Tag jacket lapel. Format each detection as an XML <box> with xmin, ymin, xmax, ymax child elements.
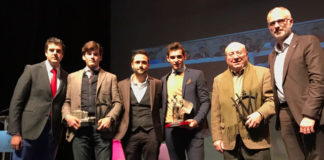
<box><xmin>124</xmin><ymin>79</ymin><xmax>131</xmax><ymax>114</ymax></box>
<box><xmin>149</xmin><ymin>77</ymin><xmax>155</xmax><ymax>111</ymax></box>
<box><xmin>40</xmin><ymin>62</ymin><xmax>53</xmax><ymax>98</ymax></box>
<box><xmin>96</xmin><ymin>69</ymin><xmax>105</xmax><ymax>96</ymax></box>
<box><xmin>77</xmin><ymin>70</ymin><xmax>84</xmax><ymax>96</ymax></box>
<box><xmin>282</xmin><ymin>35</ymin><xmax>298</xmax><ymax>85</ymax></box>
<box><xmin>55</xmin><ymin>68</ymin><xmax>67</xmax><ymax>98</ymax></box>
<box><xmin>182</xmin><ymin>69</ymin><xmax>189</xmax><ymax>98</ymax></box>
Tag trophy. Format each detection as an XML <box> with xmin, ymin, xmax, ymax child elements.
<box><xmin>165</xmin><ymin>95</ymin><xmax>193</xmax><ymax>128</ymax></box>
<box><xmin>71</xmin><ymin>110</ymin><xmax>96</xmax><ymax>127</ymax></box>
<box><xmin>231</xmin><ymin>90</ymin><xmax>258</xmax><ymax>123</ymax></box>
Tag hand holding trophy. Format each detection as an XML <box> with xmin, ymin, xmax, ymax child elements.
<box><xmin>165</xmin><ymin>95</ymin><xmax>193</xmax><ymax>128</ymax></box>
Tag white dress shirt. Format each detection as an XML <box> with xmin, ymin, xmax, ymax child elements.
<box><xmin>274</xmin><ymin>33</ymin><xmax>294</xmax><ymax>103</ymax></box>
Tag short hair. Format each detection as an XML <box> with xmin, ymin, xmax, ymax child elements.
<box><xmin>131</xmin><ymin>49</ymin><xmax>150</xmax><ymax>63</ymax></box>
<box><xmin>166</xmin><ymin>42</ymin><xmax>186</xmax><ymax>56</ymax></box>
<box><xmin>81</xmin><ymin>41</ymin><xmax>103</xmax><ymax>55</ymax></box>
<box><xmin>44</xmin><ymin>37</ymin><xmax>65</xmax><ymax>53</ymax></box>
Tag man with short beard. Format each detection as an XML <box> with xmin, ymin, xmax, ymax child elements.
<box><xmin>115</xmin><ymin>50</ymin><xmax>163</xmax><ymax>160</ymax></box>
<box><xmin>267</xmin><ymin>7</ymin><xmax>324</xmax><ymax>160</ymax></box>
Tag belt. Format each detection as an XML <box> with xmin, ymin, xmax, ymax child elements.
<box><xmin>279</xmin><ymin>102</ymin><xmax>288</xmax><ymax>108</ymax></box>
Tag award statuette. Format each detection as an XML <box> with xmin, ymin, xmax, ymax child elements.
<box><xmin>70</xmin><ymin>110</ymin><xmax>96</xmax><ymax>127</ymax></box>
<box><xmin>231</xmin><ymin>90</ymin><xmax>258</xmax><ymax>123</ymax></box>
<box><xmin>165</xmin><ymin>95</ymin><xmax>193</xmax><ymax>128</ymax></box>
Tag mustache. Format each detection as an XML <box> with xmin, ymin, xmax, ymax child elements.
<box><xmin>274</xmin><ymin>27</ymin><xmax>281</xmax><ymax>33</ymax></box>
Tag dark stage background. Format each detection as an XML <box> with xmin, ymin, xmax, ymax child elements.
<box><xmin>2</xmin><ymin>0</ymin><xmax>324</xmax><ymax>159</ymax></box>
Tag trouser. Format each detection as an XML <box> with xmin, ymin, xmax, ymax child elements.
<box><xmin>13</xmin><ymin>122</ymin><xmax>57</xmax><ymax>160</ymax></box>
<box><xmin>223</xmin><ymin>135</ymin><xmax>271</xmax><ymax>160</ymax></box>
<box><xmin>72</xmin><ymin>126</ymin><xmax>112</xmax><ymax>160</ymax></box>
<box><xmin>122</xmin><ymin>128</ymin><xmax>160</xmax><ymax>160</ymax></box>
<box><xmin>165</xmin><ymin>127</ymin><xmax>204</xmax><ymax>160</ymax></box>
<box><xmin>279</xmin><ymin>107</ymin><xmax>324</xmax><ymax>160</ymax></box>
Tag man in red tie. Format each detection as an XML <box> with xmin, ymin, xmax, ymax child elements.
<box><xmin>8</xmin><ymin>37</ymin><xmax>68</xmax><ymax>160</ymax></box>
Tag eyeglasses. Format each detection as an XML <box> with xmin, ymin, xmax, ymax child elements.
<box><xmin>227</xmin><ymin>51</ymin><xmax>245</xmax><ymax>57</ymax></box>
<box><xmin>268</xmin><ymin>18</ymin><xmax>290</xmax><ymax>27</ymax></box>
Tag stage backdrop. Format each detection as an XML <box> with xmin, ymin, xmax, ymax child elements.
<box><xmin>140</xmin><ymin>18</ymin><xmax>324</xmax><ymax>160</ymax></box>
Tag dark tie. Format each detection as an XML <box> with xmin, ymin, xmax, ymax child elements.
<box><xmin>51</xmin><ymin>68</ymin><xmax>57</xmax><ymax>98</ymax></box>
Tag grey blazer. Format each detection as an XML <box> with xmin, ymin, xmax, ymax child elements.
<box><xmin>8</xmin><ymin>61</ymin><xmax>68</xmax><ymax>144</ymax></box>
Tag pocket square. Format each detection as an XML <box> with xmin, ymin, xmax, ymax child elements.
<box><xmin>186</xmin><ymin>78</ymin><xmax>191</xmax><ymax>85</ymax></box>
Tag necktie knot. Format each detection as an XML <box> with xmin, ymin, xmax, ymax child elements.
<box><xmin>51</xmin><ymin>68</ymin><xmax>57</xmax><ymax>74</ymax></box>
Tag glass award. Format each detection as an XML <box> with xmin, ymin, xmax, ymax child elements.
<box><xmin>165</xmin><ymin>95</ymin><xmax>193</xmax><ymax>128</ymax></box>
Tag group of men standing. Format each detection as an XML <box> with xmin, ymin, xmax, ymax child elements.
<box><xmin>7</xmin><ymin>6</ymin><xmax>324</xmax><ymax>160</ymax></box>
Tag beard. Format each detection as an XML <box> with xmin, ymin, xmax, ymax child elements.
<box><xmin>134</xmin><ymin>69</ymin><xmax>147</xmax><ymax>75</ymax></box>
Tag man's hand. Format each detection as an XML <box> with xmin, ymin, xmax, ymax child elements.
<box><xmin>185</xmin><ymin>119</ymin><xmax>198</xmax><ymax>128</ymax></box>
<box><xmin>97</xmin><ymin>117</ymin><xmax>112</xmax><ymax>131</ymax></box>
<box><xmin>65</xmin><ymin>114</ymin><xmax>81</xmax><ymax>130</ymax></box>
<box><xmin>299</xmin><ymin>117</ymin><xmax>315</xmax><ymax>134</ymax></box>
<box><xmin>245</xmin><ymin>112</ymin><xmax>263</xmax><ymax>128</ymax></box>
<box><xmin>11</xmin><ymin>134</ymin><xmax>23</xmax><ymax>150</ymax></box>
<box><xmin>213</xmin><ymin>140</ymin><xmax>224</xmax><ymax>153</ymax></box>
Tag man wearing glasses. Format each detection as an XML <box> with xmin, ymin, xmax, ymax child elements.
<box><xmin>211</xmin><ymin>42</ymin><xmax>275</xmax><ymax>160</ymax></box>
<box><xmin>267</xmin><ymin>7</ymin><xmax>324</xmax><ymax>160</ymax></box>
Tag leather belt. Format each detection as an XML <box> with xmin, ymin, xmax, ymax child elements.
<box><xmin>279</xmin><ymin>102</ymin><xmax>288</xmax><ymax>108</ymax></box>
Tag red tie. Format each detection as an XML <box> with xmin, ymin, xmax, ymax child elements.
<box><xmin>51</xmin><ymin>68</ymin><xmax>57</xmax><ymax>98</ymax></box>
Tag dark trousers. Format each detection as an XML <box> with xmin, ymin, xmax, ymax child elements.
<box><xmin>223</xmin><ymin>135</ymin><xmax>271</xmax><ymax>160</ymax></box>
<box><xmin>72</xmin><ymin>126</ymin><xmax>112</xmax><ymax>160</ymax></box>
<box><xmin>280</xmin><ymin>107</ymin><xmax>324</xmax><ymax>160</ymax></box>
<box><xmin>13</xmin><ymin>122</ymin><xmax>57</xmax><ymax>160</ymax></box>
<box><xmin>165</xmin><ymin>127</ymin><xmax>204</xmax><ymax>160</ymax></box>
<box><xmin>121</xmin><ymin>128</ymin><xmax>160</xmax><ymax>160</ymax></box>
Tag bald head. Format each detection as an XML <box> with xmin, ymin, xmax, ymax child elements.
<box><xmin>225</xmin><ymin>42</ymin><xmax>247</xmax><ymax>55</ymax></box>
<box><xmin>267</xmin><ymin>7</ymin><xmax>292</xmax><ymax>22</ymax></box>
<box><xmin>225</xmin><ymin>42</ymin><xmax>249</xmax><ymax>73</ymax></box>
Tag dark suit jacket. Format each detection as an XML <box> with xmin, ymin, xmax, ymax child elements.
<box><xmin>161</xmin><ymin>68</ymin><xmax>211</xmax><ymax>138</ymax></box>
<box><xmin>115</xmin><ymin>76</ymin><xmax>163</xmax><ymax>142</ymax></box>
<box><xmin>268</xmin><ymin>34</ymin><xmax>324</xmax><ymax>129</ymax></box>
<box><xmin>62</xmin><ymin>68</ymin><xmax>122</xmax><ymax>141</ymax></box>
<box><xmin>8</xmin><ymin>61</ymin><xmax>68</xmax><ymax>144</ymax></box>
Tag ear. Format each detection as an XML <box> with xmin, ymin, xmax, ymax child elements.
<box><xmin>166</xmin><ymin>56</ymin><xmax>170</xmax><ymax>62</ymax></box>
<box><xmin>82</xmin><ymin>54</ymin><xmax>85</xmax><ymax>61</ymax></box>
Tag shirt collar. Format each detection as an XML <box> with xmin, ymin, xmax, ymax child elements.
<box><xmin>84</xmin><ymin>66</ymin><xmax>100</xmax><ymax>74</ymax></box>
<box><xmin>172</xmin><ymin>65</ymin><xmax>186</xmax><ymax>75</ymax></box>
<box><xmin>274</xmin><ymin>33</ymin><xmax>294</xmax><ymax>53</ymax></box>
<box><xmin>231</xmin><ymin>68</ymin><xmax>245</xmax><ymax>76</ymax></box>
<box><xmin>45</xmin><ymin>60</ymin><xmax>60</xmax><ymax>74</ymax></box>
<box><xmin>130</xmin><ymin>74</ymin><xmax>149</xmax><ymax>87</ymax></box>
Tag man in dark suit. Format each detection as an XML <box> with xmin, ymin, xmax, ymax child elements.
<box><xmin>267</xmin><ymin>7</ymin><xmax>324</xmax><ymax>160</ymax></box>
<box><xmin>62</xmin><ymin>41</ymin><xmax>122</xmax><ymax>160</ymax></box>
<box><xmin>8</xmin><ymin>37</ymin><xmax>68</xmax><ymax>160</ymax></box>
<box><xmin>161</xmin><ymin>42</ymin><xmax>211</xmax><ymax>160</ymax></box>
<box><xmin>115</xmin><ymin>49</ymin><xmax>163</xmax><ymax>160</ymax></box>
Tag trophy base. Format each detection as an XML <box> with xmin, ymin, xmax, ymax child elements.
<box><xmin>165</xmin><ymin>121</ymin><xmax>190</xmax><ymax>128</ymax></box>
